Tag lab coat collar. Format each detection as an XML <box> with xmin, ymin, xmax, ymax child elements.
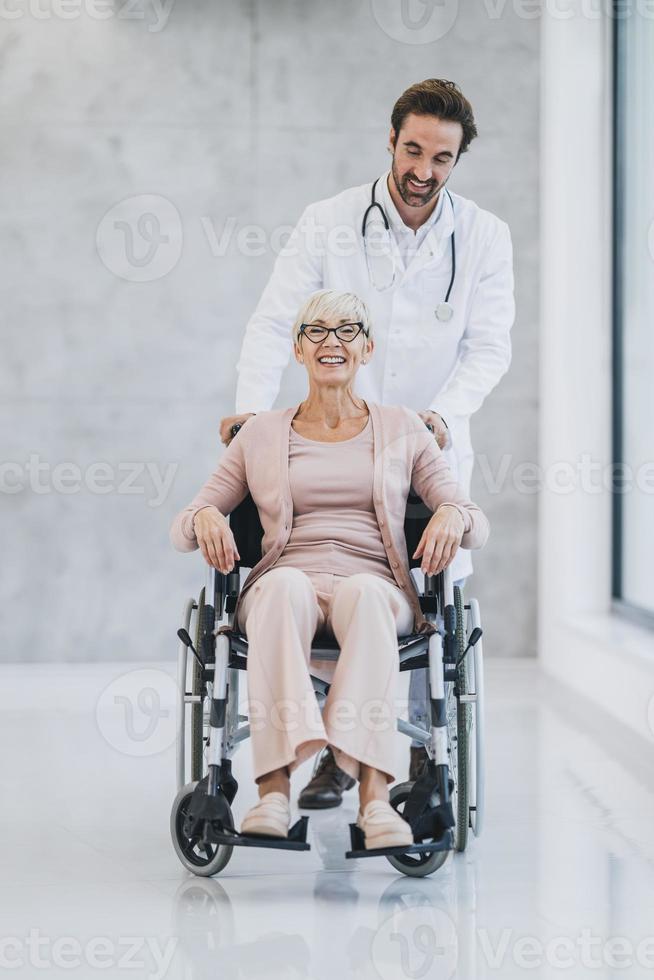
<box><xmin>407</xmin><ymin>196</ymin><xmax>454</xmax><ymax>281</ymax></box>
<box><xmin>376</xmin><ymin>171</ymin><xmax>454</xmax><ymax>282</ymax></box>
<box><xmin>377</xmin><ymin>170</ymin><xmax>453</xmax><ymax>243</ymax></box>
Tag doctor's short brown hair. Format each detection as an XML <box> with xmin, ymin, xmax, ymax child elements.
<box><xmin>391</xmin><ymin>79</ymin><xmax>478</xmax><ymax>159</ymax></box>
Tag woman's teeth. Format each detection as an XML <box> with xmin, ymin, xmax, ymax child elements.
<box><xmin>318</xmin><ymin>356</ymin><xmax>345</xmax><ymax>364</ymax></box>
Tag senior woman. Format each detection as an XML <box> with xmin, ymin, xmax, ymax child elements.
<box><xmin>170</xmin><ymin>289</ymin><xmax>489</xmax><ymax>850</ymax></box>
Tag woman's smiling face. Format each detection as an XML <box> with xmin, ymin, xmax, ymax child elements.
<box><xmin>294</xmin><ymin>315</ymin><xmax>373</xmax><ymax>388</ymax></box>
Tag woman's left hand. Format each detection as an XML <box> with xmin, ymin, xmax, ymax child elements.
<box><xmin>412</xmin><ymin>505</ymin><xmax>465</xmax><ymax>576</ymax></box>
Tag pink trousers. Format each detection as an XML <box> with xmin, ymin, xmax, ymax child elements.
<box><xmin>236</xmin><ymin>566</ymin><xmax>415</xmax><ymax>785</ymax></box>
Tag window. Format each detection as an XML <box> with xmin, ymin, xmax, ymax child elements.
<box><xmin>612</xmin><ymin>11</ymin><xmax>654</xmax><ymax>626</ymax></box>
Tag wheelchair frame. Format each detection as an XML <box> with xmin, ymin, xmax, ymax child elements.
<box><xmin>172</xmin><ymin>491</ymin><xmax>485</xmax><ymax>878</ymax></box>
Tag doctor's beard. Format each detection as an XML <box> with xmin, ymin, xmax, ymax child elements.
<box><xmin>391</xmin><ymin>159</ymin><xmax>446</xmax><ymax>209</ymax></box>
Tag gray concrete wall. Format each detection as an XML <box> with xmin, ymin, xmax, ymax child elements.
<box><xmin>1</xmin><ymin>0</ymin><xmax>539</xmax><ymax>661</ymax></box>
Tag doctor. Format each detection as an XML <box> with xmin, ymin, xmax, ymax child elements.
<box><xmin>219</xmin><ymin>78</ymin><xmax>514</xmax><ymax>805</ymax></box>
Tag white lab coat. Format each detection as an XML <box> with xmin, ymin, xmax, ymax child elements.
<box><xmin>234</xmin><ymin>174</ymin><xmax>515</xmax><ymax>579</ymax></box>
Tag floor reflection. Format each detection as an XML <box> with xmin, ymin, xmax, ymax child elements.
<box><xmin>3</xmin><ymin>661</ymin><xmax>654</xmax><ymax>980</ymax></box>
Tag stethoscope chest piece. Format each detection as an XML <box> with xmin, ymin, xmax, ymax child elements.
<box><xmin>434</xmin><ymin>302</ymin><xmax>454</xmax><ymax>322</ymax></box>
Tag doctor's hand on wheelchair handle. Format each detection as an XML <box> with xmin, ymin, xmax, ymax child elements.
<box><xmin>412</xmin><ymin>504</ymin><xmax>465</xmax><ymax>576</ymax></box>
<box><xmin>192</xmin><ymin>505</ymin><xmax>241</xmax><ymax>574</ymax></box>
<box><xmin>417</xmin><ymin>410</ymin><xmax>448</xmax><ymax>450</ymax></box>
<box><xmin>219</xmin><ymin>413</ymin><xmax>256</xmax><ymax>446</ymax></box>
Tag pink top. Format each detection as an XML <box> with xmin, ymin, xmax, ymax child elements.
<box><xmin>272</xmin><ymin>415</ymin><xmax>398</xmax><ymax>586</ymax></box>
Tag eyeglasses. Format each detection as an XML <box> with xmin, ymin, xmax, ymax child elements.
<box><xmin>299</xmin><ymin>322</ymin><xmax>367</xmax><ymax>343</ymax></box>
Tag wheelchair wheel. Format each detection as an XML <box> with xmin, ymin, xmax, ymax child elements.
<box><xmin>385</xmin><ymin>781</ymin><xmax>450</xmax><ymax>877</ymax></box>
<box><xmin>170</xmin><ymin>782</ymin><xmax>234</xmax><ymax>877</ymax></box>
<box><xmin>446</xmin><ymin>585</ymin><xmax>471</xmax><ymax>852</ymax></box>
<box><xmin>191</xmin><ymin>588</ymin><xmax>208</xmax><ymax>782</ymax></box>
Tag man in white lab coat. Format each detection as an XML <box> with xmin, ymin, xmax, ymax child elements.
<box><xmin>220</xmin><ymin>78</ymin><xmax>514</xmax><ymax>806</ymax></box>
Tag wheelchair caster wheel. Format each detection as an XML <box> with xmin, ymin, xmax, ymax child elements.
<box><xmin>170</xmin><ymin>782</ymin><xmax>234</xmax><ymax>877</ymax></box>
<box><xmin>385</xmin><ymin>781</ymin><xmax>450</xmax><ymax>878</ymax></box>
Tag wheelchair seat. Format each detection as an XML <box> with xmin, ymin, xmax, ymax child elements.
<box><xmin>220</xmin><ymin>487</ymin><xmax>439</xmax><ymax>668</ymax></box>
<box><xmin>227</xmin><ymin>625</ymin><xmax>430</xmax><ymax>666</ymax></box>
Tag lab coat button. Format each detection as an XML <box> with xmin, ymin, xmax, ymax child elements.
<box><xmin>379</xmin><ymin>519</ymin><xmax>384</xmax><ymax>527</ymax></box>
<box><xmin>391</xmin><ymin>561</ymin><xmax>399</xmax><ymax>569</ymax></box>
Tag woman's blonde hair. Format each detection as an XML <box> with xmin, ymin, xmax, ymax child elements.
<box><xmin>292</xmin><ymin>289</ymin><xmax>373</xmax><ymax>346</ymax></box>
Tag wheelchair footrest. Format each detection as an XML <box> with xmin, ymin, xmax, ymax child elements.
<box><xmin>344</xmin><ymin>823</ymin><xmax>453</xmax><ymax>859</ymax></box>
<box><xmin>203</xmin><ymin>815</ymin><xmax>311</xmax><ymax>851</ymax></box>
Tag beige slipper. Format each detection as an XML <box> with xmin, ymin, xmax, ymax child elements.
<box><xmin>356</xmin><ymin>800</ymin><xmax>414</xmax><ymax>850</ymax></box>
<box><xmin>240</xmin><ymin>792</ymin><xmax>291</xmax><ymax>838</ymax></box>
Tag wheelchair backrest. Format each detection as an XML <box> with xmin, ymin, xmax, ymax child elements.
<box><xmin>228</xmin><ymin>490</ymin><xmax>432</xmax><ymax>571</ymax></box>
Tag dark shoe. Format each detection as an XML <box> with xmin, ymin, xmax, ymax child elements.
<box><xmin>297</xmin><ymin>747</ymin><xmax>356</xmax><ymax>809</ymax></box>
<box><xmin>409</xmin><ymin>746</ymin><xmax>428</xmax><ymax>782</ymax></box>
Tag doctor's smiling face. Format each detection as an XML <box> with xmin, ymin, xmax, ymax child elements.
<box><xmin>387</xmin><ymin>78</ymin><xmax>477</xmax><ymax>222</ymax></box>
<box><xmin>389</xmin><ymin>112</ymin><xmax>463</xmax><ymax>210</ymax></box>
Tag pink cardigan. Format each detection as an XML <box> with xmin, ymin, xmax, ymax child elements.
<box><xmin>170</xmin><ymin>401</ymin><xmax>490</xmax><ymax>635</ymax></box>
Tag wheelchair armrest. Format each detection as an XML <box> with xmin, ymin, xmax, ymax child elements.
<box><xmin>416</xmin><ymin>567</ymin><xmax>454</xmax><ymax>617</ymax></box>
<box><xmin>224</xmin><ymin>569</ymin><xmax>241</xmax><ymax>614</ymax></box>
<box><xmin>203</xmin><ymin>565</ymin><xmax>231</xmax><ymax>620</ymax></box>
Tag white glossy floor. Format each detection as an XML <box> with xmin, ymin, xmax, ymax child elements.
<box><xmin>3</xmin><ymin>659</ymin><xmax>654</xmax><ymax>980</ymax></box>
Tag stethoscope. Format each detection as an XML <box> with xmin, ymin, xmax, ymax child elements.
<box><xmin>361</xmin><ymin>177</ymin><xmax>456</xmax><ymax>322</ymax></box>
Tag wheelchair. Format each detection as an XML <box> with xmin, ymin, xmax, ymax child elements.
<box><xmin>170</xmin><ymin>486</ymin><xmax>486</xmax><ymax>879</ymax></box>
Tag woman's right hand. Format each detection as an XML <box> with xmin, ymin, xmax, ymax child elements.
<box><xmin>192</xmin><ymin>506</ymin><xmax>241</xmax><ymax>573</ymax></box>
